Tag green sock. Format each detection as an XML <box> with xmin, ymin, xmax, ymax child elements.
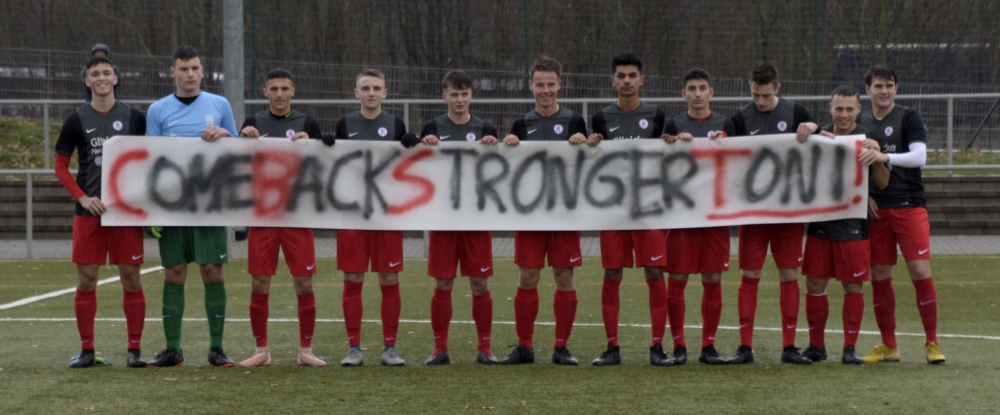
<box><xmin>204</xmin><ymin>280</ymin><xmax>227</xmax><ymax>349</ymax></box>
<box><xmin>162</xmin><ymin>283</ymin><xmax>185</xmax><ymax>352</ymax></box>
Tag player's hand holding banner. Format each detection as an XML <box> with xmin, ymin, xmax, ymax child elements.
<box><xmin>100</xmin><ymin>134</ymin><xmax>867</xmax><ymax>230</ymax></box>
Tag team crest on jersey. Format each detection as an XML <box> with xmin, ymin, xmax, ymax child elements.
<box><xmin>639</xmin><ymin>119</ymin><xmax>649</xmax><ymax>129</ymax></box>
<box><xmin>112</xmin><ymin>121</ymin><xmax>123</xmax><ymax>131</ymax></box>
<box><xmin>94</xmin><ymin>155</ymin><xmax>102</xmax><ymax>167</ymax></box>
<box><xmin>205</xmin><ymin>114</ymin><xmax>215</xmax><ymax>126</ymax></box>
<box><xmin>777</xmin><ymin>121</ymin><xmax>788</xmax><ymax>131</ymax></box>
<box><xmin>378</xmin><ymin>127</ymin><xmax>388</xmax><ymax>137</ymax></box>
<box><xmin>286</xmin><ymin>129</ymin><xmax>295</xmax><ymax>139</ymax></box>
<box><xmin>885</xmin><ymin>126</ymin><xmax>894</xmax><ymax>137</ymax></box>
<box><xmin>554</xmin><ymin>124</ymin><xmax>564</xmax><ymax>134</ymax></box>
<box><xmin>466</xmin><ymin>132</ymin><xmax>477</xmax><ymax>141</ymax></box>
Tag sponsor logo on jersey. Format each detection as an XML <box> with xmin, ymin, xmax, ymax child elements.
<box><xmin>349</xmin><ymin>132</ymin><xmax>359</xmax><ymax>137</ymax></box>
<box><xmin>466</xmin><ymin>132</ymin><xmax>477</xmax><ymax>141</ymax></box>
<box><xmin>554</xmin><ymin>124</ymin><xmax>564</xmax><ymax>134</ymax></box>
<box><xmin>777</xmin><ymin>121</ymin><xmax>788</xmax><ymax>131</ymax></box>
<box><xmin>750</xmin><ymin>129</ymin><xmax>760</xmax><ymax>135</ymax></box>
<box><xmin>90</xmin><ymin>137</ymin><xmax>110</xmax><ymax>147</ymax></box>
<box><xmin>113</xmin><ymin>121</ymin><xmax>123</xmax><ymax>131</ymax></box>
<box><xmin>639</xmin><ymin>119</ymin><xmax>649</xmax><ymax>129</ymax></box>
<box><xmin>440</xmin><ymin>135</ymin><xmax>450</xmax><ymax>140</ymax></box>
<box><xmin>527</xmin><ymin>129</ymin><xmax>537</xmax><ymax>135</ymax></box>
<box><xmin>609</xmin><ymin>126</ymin><xmax>620</xmax><ymax>132</ymax></box>
<box><xmin>86</xmin><ymin>128</ymin><xmax>98</xmax><ymax>134</ymax></box>
<box><xmin>205</xmin><ymin>114</ymin><xmax>215</xmax><ymax>126</ymax></box>
<box><xmin>885</xmin><ymin>126</ymin><xmax>894</xmax><ymax>136</ymax></box>
<box><xmin>378</xmin><ymin>127</ymin><xmax>388</xmax><ymax>137</ymax></box>
<box><xmin>94</xmin><ymin>155</ymin><xmax>103</xmax><ymax>167</ymax></box>
<box><xmin>286</xmin><ymin>129</ymin><xmax>295</xmax><ymax>139</ymax></box>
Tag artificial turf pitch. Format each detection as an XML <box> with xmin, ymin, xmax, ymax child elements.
<box><xmin>1</xmin><ymin>256</ymin><xmax>998</xmax><ymax>414</ymax></box>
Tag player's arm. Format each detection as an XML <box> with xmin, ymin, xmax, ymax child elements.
<box><xmin>729</xmin><ymin>111</ymin><xmax>748</xmax><ymax>137</ymax></box>
<box><xmin>420</xmin><ymin>121</ymin><xmax>439</xmax><ymax>146</ymax></box>
<box><xmin>322</xmin><ymin>117</ymin><xmax>347</xmax><ymax>147</ymax></box>
<box><xmin>652</xmin><ymin>107</ymin><xmax>666</xmax><ymax>137</ymax></box>
<box><xmin>54</xmin><ymin>113</ymin><xmax>105</xmax><ymax>215</ymax></box>
<box><xmin>480</xmin><ymin>122</ymin><xmax>499</xmax><ymax>145</ymax></box>
<box><xmin>886</xmin><ymin>110</ymin><xmax>928</xmax><ymax>168</ymax></box>
<box><xmin>662</xmin><ymin>119</ymin><xmax>680</xmax><ymax>143</ymax></box>
<box><xmin>712</xmin><ymin>118</ymin><xmax>735</xmax><ymax>140</ymax></box>
<box><xmin>396</xmin><ymin>117</ymin><xmax>420</xmax><ymax>148</ymax></box>
<box><xmin>145</xmin><ymin>104</ymin><xmax>162</xmax><ymax>136</ymax></box>
<box><xmin>130</xmin><ymin>108</ymin><xmax>147</xmax><ymax>137</ymax></box>
<box><xmin>291</xmin><ymin>115</ymin><xmax>322</xmax><ymax>141</ymax></box>
<box><xmin>568</xmin><ymin>113</ymin><xmax>588</xmax><ymax>145</ymax></box>
<box><xmin>793</xmin><ymin>104</ymin><xmax>819</xmax><ymax>143</ymax></box>
<box><xmin>588</xmin><ymin>112</ymin><xmax>607</xmax><ymax>146</ymax></box>
<box><xmin>504</xmin><ymin>118</ymin><xmax>526</xmax><ymax>146</ymax></box>
<box><xmin>239</xmin><ymin>116</ymin><xmax>259</xmax><ymax>138</ymax></box>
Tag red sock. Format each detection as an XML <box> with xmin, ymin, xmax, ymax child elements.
<box><xmin>601</xmin><ymin>278</ymin><xmax>622</xmax><ymax>346</ymax></box>
<box><xmin>431</xmin><ymin>289</ymin><xmax>452</xmax><ymax>354</ymax></box>
<box><xmin>514</xmin><ymin>287</ymin><xmax>538</xmax><ymax>350</ymax></box>
<box><xmin>122</xmin><ymin>288</ymin><xmax>145</xmax><ymax>350</ymax></box>
<box><xmin>75</xmin><ymin>289</ymin><xmax>97</xmax><ymax>351</ymax></box>
<box><xmin>553</xmin><ymin>290</ymin><xmax>577</xmax><ymax>349</ymax></box>
<box><xmin>779</xmin><ymin>280</ymin><xmax>801</xmax><ymax>348</ymax></box>
<box><xmin>342</xmin><ymin>280</ymin><xmax>364</xmax><ymax>347</ymax></box>
<box><xmin>870</xmin><ymin>278</ymin><xmax>897</xmax><ymax>348</ymax></box>
<box><xmin>843</xmin><ymin>292</ymin><xmax>865</xmax><ymax>349</ymax></box>
<box><xmin>297</xmin><ymin>293</ymin><xmax>316</xmax><ymax>348</ymax></box>
<box><xmin>647</xmin><ymin>278</ymin><xmax>668</xmax><ymax>347</ymax></box>
<box><xmin>737</xmin><ymin>275</ymin><xmax>760</xmax><ymax>347</ymax></box>
<box><xmin>249</xmin><ymin>292</ymin><xmax>269</xmax><ymax>348</ymax></box>
<box><xmin>472</xmin><ymin>291</ymin><xmax>493</xmax><ymax>355</ymax></box>
<box><xmin>701</xmin><ymin>281</ymin><xmax>722</xmax><ymax>349</ymax></box>
<box><xmin>380</xmin><ymin>283</ymin><xmax>401</xmax><ymax>346</ymax></box>
<box><xmin>912</xmin><ymin>277</ymin><xmax>939</xmax><ymax>345</ymax></box>
<box><xmin>805</xmin><ymin>292</ymin><xmax>829</xmax><ymax>349</ymax></box>
<box><xmin>667</xmin><ymin>279</ymin><xmax>687</xmax><ymax>348</ymax></box>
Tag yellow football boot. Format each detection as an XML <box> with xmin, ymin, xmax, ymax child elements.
<box><xmin>925</xmin><ymin>342</ymin><xmax>946</xmax><ymax>364</ymax></box>
<box><xmin>861</xmin><ymin>343</ymin><xmax>900</xmax><ymax>363</ymax></box>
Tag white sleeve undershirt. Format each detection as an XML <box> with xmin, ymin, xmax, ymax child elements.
<box><xmin>887</xmin><ymin>142</ymin><xmax>926</xmax><ymax>168</ymax></box>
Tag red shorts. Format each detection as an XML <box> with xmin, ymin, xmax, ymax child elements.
<box><xmin>666</xmin><ymin>227</ymin><xmax>731</xmax><ymax>274</ymax></box>
<box><xmin>514</xmin><ymin>231</ymin><xmax>582</xmax><ymax>269</ymax></box>
<box><xmin>247</xmin><ymin>227</ymin><xmax>316</xmax><ymax>277</ymax></box>
<box><xmin>428</xmin><ymin>231</ymin><xmax>493</xmax><ymax>279</ymax></box>
<box><xmin>72</xmin><ymin>215</ymin><xmax>144</xmax><ymax>265</ymax></box>
<box><xmin>802</xmin><ymin>236</ymin><xmax>871</xmax><ymax>282</ymax></box>
<box><xmin>870</xmin><ymin>207</ymin><xmax>931</xmax><ymax>265</ymax></box>
<box><xmin>337</xmin><ymin>229</ymin><xmax>404</xmax><ymax>273</ymax></box>
<box><xmin>738</xmin><ymin>223</ymin><xmax>804</xmax><ymax>270</ymax></box>
<box><xmin>599</xmin><ymin>229</ymin><xmax>667</xmax><ymax>269</ymax></box>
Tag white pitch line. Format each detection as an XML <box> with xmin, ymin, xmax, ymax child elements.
<box><xmin>1</xmin><ymin>316</ymin><xmax>998</xmax><ymax>342</ymax></box>
<box><xmin>0</xmin><ymin>266</ymin><xmax>164</xmax><ymax>311</ymax></box>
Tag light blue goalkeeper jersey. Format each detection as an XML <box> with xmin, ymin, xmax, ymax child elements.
<box><xmin>146</xmin><ymin>91</ymin><xmax>237</xmax><ymax>137</ymax></box>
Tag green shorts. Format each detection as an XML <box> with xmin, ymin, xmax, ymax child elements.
<box><xmin>158</xmin><ymin>226</ymin><xmax>229</xmax><ymax>268</ymax></box>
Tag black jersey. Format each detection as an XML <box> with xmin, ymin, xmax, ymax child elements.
<box><xmin>806</xmin><ymin>124</ymin><xmax>872</xmax><ymax>241</ymax></box>
<box><xmin>858</xmin><ymin>105</ymin><xmax>927</xmax><ymax>208</ymax></box>
<box><xmin>241</xmin><ymin>109</ymin><xmax>322</xmax><ymax>139</ymax></box>
<box><xmin>335</xmin><ymin>111</ymin><xmax>407</xmax><ymax>142</ymax></box>
<box><xmin>664</xmin><ymin>111</ymin><xmax>735</xmax><ymax>138</ymax></box>
<box><xmin>591</xmin><ymin>102</ymin><xmax>664</xmax><ymax>140</ymax></box>
<box><xmin>55</xmin><ymin>101</ymin><xmax>146</xmax><ymax>216</ymax></box>
<box><xmin>730</xmin><ymin>98</ymin><xmax>814</xmax><ymax>136</ymax></box>
<box><xmin>510</xmin><ymin>107</ymin><xmax>587</xmax><ymax>142</ymax></box>
<box><xmin>420</xmin><ymin>114</ymin><xmax>498</xmax><ymax>142</ymax></box>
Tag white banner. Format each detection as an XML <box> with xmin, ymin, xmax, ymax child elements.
<box><xmin>100</xmin><ymin>134</ymin><xmax>868</xmax><ymax>230</ymax></box>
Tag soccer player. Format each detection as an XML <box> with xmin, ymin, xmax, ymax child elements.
<box><xmin>236</xmin><ymin>68</ymin><xmax>325</xmax><ymax>367</ymax></box>
<box><xmin>498</xmin><ymin>56</ymin><xmax>588</xmax><ymax>366</ymax></box>
<box><xmin>586</xmin><ymin>54</ymin><xmax>673</xmax><ymax>367</ymax></box>
<box><xmin>858</xmin><ymin>65</ymin><xmax>946</xmax><ymax>364</ymax></box>
<box><xmin>727</xmin><ymin>62</ymin><xmax>819</xmax><ymax>365</ymax></box>
<box><xmin>334</xmin><ymin>68</ymin><xmax>420</xmax><ymax>367</ymax></box>
<box><xmin>803</xmin><ymin>86</ymin><xmax>890</xmax><ymax>364</ymax></box>
<box><xmin>418</xmin><ymin>70</ymin><xmax>499</xmax><ymax>365</ymax></box>
<box><xmin>57</xmin><ymin>56</ymin><xmax>147</xmax><ymax>368</ymax></box>
<box><xmin>660</xmin><ymin>68</ymin><xmax>735</xmax><ymax>365</ymax></box>
<box><xmin>145</xmin><ymin>46</ymin><xmax>238</xmax><ymax>368</ymax></box>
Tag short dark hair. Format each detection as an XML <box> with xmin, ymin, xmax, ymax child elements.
<box><xmin>442</xmin><ymin>70</ymin><xmax>473</xmax><ymax>91</ymax></box>
<box><xmin>750</xmin><ymin>62</ymin><xmax>779</xmax><ymax>86</ymax></box>
<box><xmin>683</xmin><ymin>68</ymin><xmax>712</xmax><ymax>86</ymax></box>
<box><xmin>85</xmin><ymin>57</ymin><xmax>113</xmax><ymax>71</ymax></box>
<box><xmin>831</xmin><ymin>85</ymin><xmax>861</xmax><ymax>100</ymax></box>
<box><xmin>530</xmin><ymin>56</ymin><xmax>562</xmax><ymax>79</ymax></box>
<box><xmin>611</xmin><ymin>53</ymin><xmax>642</xmax><ymax>73</ymax></box>
<box><xmin>172</xmin><ymin>45</ymin><xmax>199</xmax><ymax>64</ymax></box>
<box><xmin>356</xmin><ymin>68</ymin><xmax>385</xmax><ymax>84</ymax></box>
<box><xmin>265</xmin><ymin>68</ymin><xmax>294</xmax><ymax>85</ymax></box>
<box><xmin>865</xmin><ymin>65</ymin><xmax>898</xmax><ymax>86</ymax></box>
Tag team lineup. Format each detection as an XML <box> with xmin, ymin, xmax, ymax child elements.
<box><xmin>56</xmin><ymin>45</ymin><xmax>944</xmax><ymax>370</ymax></box>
